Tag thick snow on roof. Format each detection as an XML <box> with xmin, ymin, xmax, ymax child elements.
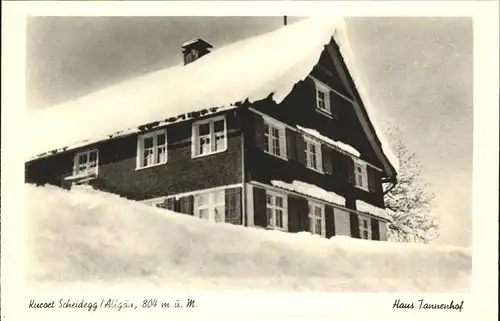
<box><xmin>271</xmin><ymin>180</ymin><xmax>345</xmax><ymax>206</ymax></box>
<box><xmin>26</xmin><ymin>17</ymin><xmax>341</xmax><ymax>160</ymax></box>
<box><xmin>356</xmin><ymin>199</ymin><xmax>390</xmax><ymax>221</ymax></box>
<box><xmin>297</xmin><ymin>125</ymin><xmax>360</xmax><ymax>157</ymax></box>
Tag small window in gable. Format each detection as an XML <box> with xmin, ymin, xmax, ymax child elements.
<box><xmin>354</xmin><ymin>159</ymin><xmax>369</xmax><ymax>191</ymax></box>
<box><xmin>304</xmin><ymin>137</ymin><xmax>323</xmax><ymax>172</ymax></box>
<box><xmin>313</xmin><ymin>79</ymin><xmax>331</xmax><ymax>115</ymax></box>
<box><xmin>192</xmin><ymin>115</ymin><xmax>227</xmax><ymax>157</ymax></box>
<box><xmin>137</xmin><ymin>129</ymin><xmax>168</xmax><ymax>169</ymax></box>
<box><xmin>263</xmin><ymin>119</ymin><xmax>287</xmax><ymax>159</ymax></box>
<box><xmin>73</xmin><ymin>149</ymin><xmax>98</xmax><ymax>178</ymax></box>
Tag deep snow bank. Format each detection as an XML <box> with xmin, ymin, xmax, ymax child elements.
<box><xmin>27</xmin><ymin>184</ymin><xmax>470</xmax><ymax>292</ymax></box>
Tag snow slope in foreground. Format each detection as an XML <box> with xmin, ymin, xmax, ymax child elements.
<box><xmin>26</xmin><ymin>184</ymin><xmax>471</xmax><ymax>292</ymax></box>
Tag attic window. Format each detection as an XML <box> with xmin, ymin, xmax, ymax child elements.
<box><xmin>313</xmin><ymin>78</ymin><xmax>331</xmax><ymax>115</ymax></box>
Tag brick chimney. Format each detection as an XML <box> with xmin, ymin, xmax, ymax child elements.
<box><xmin>181</xmin><ymin>38</ymin><xmax>213</xmax><ymax>65</ymax></box>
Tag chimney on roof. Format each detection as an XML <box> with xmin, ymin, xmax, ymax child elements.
<box><xmin>181</xmin><ymin>38</ymin><xmax>213</xmax><ymax>65</ymax></box>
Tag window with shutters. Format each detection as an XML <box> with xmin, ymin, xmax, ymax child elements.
<box><xmin>263</xmin><ymin>119</ymin><xmax>287</xmax><ymax>159</ymax></box>
<box><xmin>304</xmin><ymin>137</ymin><xmax>323</xmax><ymax>172</ymax></box>
<box><xmin>73</xmin><ymin>149</ymin><xmax>98</xmax><ymax>178</ymax></box>
<box><xmin>308</xmin><ymin>201</ymin><xmax>325</xmax><ymax>237</ymax></box>
<box><xmin>313</xmin><ymin>78</ymin><xmax>331</xmax><ymax>115</ymax></box>
<box><xmin>266</xmin><ymin>191</ymin><xmax>288</xmax><ymax>231</ymax></box>
<box><xmin>353</xmin><ymin>159</ymin><xmax>369</xmax><ymax>191</ymax></box>
<box><xmin>194</xmin><ymin>190</ymin><xmax>225</xmax><ymax>222</ymax></box>
<box><xmin>192</xmin><ymin>115</ymin><xmax>227</xmax><ymax>158</ymax></box>
<box><xmin>359</xmin><ymin>216</ymin><xmax>372</xmax><ymax>240</ymax></box>
<box><xmin>137</xmin><ymin>129</ymin><xmax>168</xmax><ymax>169</ymax></box>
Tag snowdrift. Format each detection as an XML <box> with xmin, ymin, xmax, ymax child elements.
<box><xmin>26</xmin><ymin>184</ymin><xmax>470</xmax><ymax>292</ymax></box>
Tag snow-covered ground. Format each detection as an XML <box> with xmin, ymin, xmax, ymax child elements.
<box><xmin>26</xmin><ymin>184</ymin><xmax>471</xmax><ymax>292</ymax></box>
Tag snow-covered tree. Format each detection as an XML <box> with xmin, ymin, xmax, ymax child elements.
<box><xmin>384</xmin><ymin>126</ymin><xmax>439</xmax><ymax>243</ymax></box>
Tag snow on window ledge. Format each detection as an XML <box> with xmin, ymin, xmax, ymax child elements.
<box><xmin>355</xmin><ymin>200</ymin><xmax>390</xmax><ymax>221</ymax></box>
<box><xmin>271</xmin><ymin>180</ymin><xmax>345</xmax><ymax>206</ymax></box>
<box><xmin>296</xmin><ymin>125</ymin><xmax>360</xmax><ymax>157</ymax></box>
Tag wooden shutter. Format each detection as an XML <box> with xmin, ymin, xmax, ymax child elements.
<box><xmin>349</xmin><ymin>212</ymin><xmax>360</xmax><ymax>238</ymax></box>
<box><xmin>253</xmin><ymin>186</ymin><xmax>267</xmax><ymax>228</ymax></box>
<box><xmin>157</xmin><ymin>197</ymin><xmax>176</xmax><ymax>211</ymax></box>
<box><xmin>286</xmin><ymin>128</ymin><xmax>297</xmax><ymax>162</ymax></box>
<box><xmin>296</xmin><ymin>134</ymin><xmax>306</xmax><ymax>165</ymax></box>
<box><xmin>347</xmin><ymin>157</ymin><xmax>355</xmax><ymax>185</ymax></box>
<box><xmin>325</xmin><ymin>205</ymin><xmax>336</xmax><ymax>238</ymax></box>
<box><xmin>322</xmin><ymin>145</ymin><xmax>333</xmax><ymax>175</ymax></box>
<box><xmin>329</xmin><ymin>90</ymin><xmax>343</xmax><ymax>118</ymax></box>
<box><xmin>371</xmin><ymin>218</ymin><xmax>380</xmax><ymax>241</ymax></box>
<box><xmin>178</xmin><ymin>195</ymin><xmax>194</xmax><ymax>215</ymax></box>
<box><xmin>367</xmin><ymin>166</ymin><xmax>380</xmax><ymax>193</ymax></box>
<box><xmin>288</xmin><ymin>195</ymin><xmax>309</xmax><ymax>233</ymax></box>
<box><xmin>254</xmin><ymin>113</ymin><xmax>265</xmax><ymax>150</ymax></box>
<box><xmin>225</xmin><ymin>187</ymin><xmax>242</xmax><ymax>225</ymax></box>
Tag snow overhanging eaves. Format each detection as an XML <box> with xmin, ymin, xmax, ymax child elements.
<box><xmin>26</xmin><ymin>16</ymin><xmax>399</xmax><ymax>177</ymax></box>
<box><xmin>271</xmin><ymin>180</ymin><xmax>346</xmax><ymax>207</ymax></box>
<box><xmin>26</xmin><ymin>17</ymin><xmax>342</xmax><ymax>161</ymax></box>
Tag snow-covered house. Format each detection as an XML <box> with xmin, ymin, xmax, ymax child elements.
<box><xmin>25</xmin><ymin>18</ymin><xmax>398</xmax><ymax>241</ymax></box>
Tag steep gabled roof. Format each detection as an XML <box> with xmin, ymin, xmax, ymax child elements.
<box><xmin>26</xmin><ymin>17</ymin><xmax>398</xmax><ymax>179</ymax></box>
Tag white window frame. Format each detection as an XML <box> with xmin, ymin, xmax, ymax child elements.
<box><xmin>136</xmin><ymin>128</ymin><xmax>168</xmax><ymax>169</ymax></box>
<box><xmin>263</xmin><ymin>118</ymin><xmax>287</xmax><ymax>160</ymax></box>
<box><xmin>354</xmin><ymin>159</ymin><xmax>369</xmax><ymax>191</ymax></box>
<box><xmin>265</xmin><ymin>190</ymin><xmax>288</xmax><ymax>231</ymax></box>
<box><xmin>304</xmin><ymin>136</ymin><xmax>323</xmax><ymax>173</ymax></box>
<box><xmin>359</xmin><ymin>216</ymin><xmax>372</xmax><ymax>240</ymax></box>
<box><xmin>192</xmin><ymin>115</ymin><xmax>227</xmax><ymax>158</ymax></box>
<box><xmin>308</xmin><ymin>201</ymin><xmax>326</xmax><ymax>237</ymax></box>
<box><xmin>313</xmin><ymin>78</ymin><xmax>332</xmax><ymax>115</ymax></box>
<box><xmin>73</xmin><ymin>149</ymin><xmax>99</xmax><ymax>178</ymax></box>
<box><xmin>194</xmin><ymin>190</ymin><xmax>225</xmax><ymax>222</ymax></box>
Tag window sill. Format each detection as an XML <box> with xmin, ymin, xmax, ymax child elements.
<box><xmin>263</xmin><ymin>150</ymin><xmax>288</xmax><ymax>162</ymax></box>
<box><xmin>354</xmin><ymin>184</ymin><xmax>370</xmax><ymax>192</ymax></box>
<box><xmin>65</xmin><ymin>173</ymin><xmax>97</xmax><ymax>181</ymax></box>
<box><xmin>266</xmin><ymin>226</ymin><xmax>288</xmax><ymax>232</ymax></box>
<box><xmin>316</xmin><ymin>108</ymin><xmax>333</xmax><ymax>119</ymax></box>
<box><xmin>192</xmin><ymin>147</ymin><xmax>227</xmax><ymax>159</ymax></box>
<box><xmin>306</xmin><ymin>166</ymin><xmax>324</xmax><ymax>175</ymax></box>
<box><xmin>135</xmin><ymin>161</ymin><xmax>168</xmax><ymax>171</ymax></box>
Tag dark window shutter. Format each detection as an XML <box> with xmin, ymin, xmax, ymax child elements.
<box><xmin>253</xmin><ymin>186</ymin><xmax>267</xmax><ymax>228</ymax></box>
<box><xmin>296</xmin><ymin>134</ymin><xmax>306</xmax><ymax>165</ymax></box>
<box><xmin>178</xmin><ymin>195</ymin><xmax>194</xmax><ymax>215</ymax></box>
<box><xmin>286</xmin><ymin>128</ymin><xmax>297</xmax><ymax>162</ymax></box>
<box><xmin>347</xmin><ymin>157</ymin><xmax>355</xmax><ymax>185</ymax></box>
<box><xmin>304</xmin><ymin>77</ymin><xmax>318</xmax><ymax>110</ymax></box>
<box><xmin>157</xmin><ymin>197</ymin><xmax>176</xmax><ymax>211</ymax></box>
<box><xmin>288</xmin><ymin>195</ymin><xmax>309</xmax><ymax>233</ymax></box>
<box><xmin>349</xmin><ymin>212</ymin><xmax>360</xmax><ymax>238</ymax></box>
<box><xmin>367</xmin><ymin>166</ymin><xmax>380</xmax><ymax>193</ymax></box>
<box><xmin>371</xmin><ymin>218</ymin><xmax>380</xmax><ymax>241</ymax></box>
<box><xmin>254</xmin><ymin>113</ymin><xmax>265</xmax><ymax>150</ymax></box>
<box><xmin>329</xmin><ymin>90</ymin><xmax>342</xmax><ymax>118</ymax></box>
<box><xmin>225</xmin><ymin>187</ymin><xmax>242</xmax><ymax>225</ymax></box>
<box><xmin>325</xmin><ymin>205</ymin><xmax>335</xmax><ymax>238</ymax></box>
<box><xmin>322</xmin><ymin>145</ymin><xmax>333</xmax><ymax>174</ymax></box>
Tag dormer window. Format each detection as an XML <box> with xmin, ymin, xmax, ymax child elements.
<box><xmin>313</xmin><ymin>78</ymin><xmax>331</xmax><ymax>115</ymax></box>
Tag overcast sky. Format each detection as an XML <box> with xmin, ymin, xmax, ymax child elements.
<box><xmin>26</xmin><ymin>17</ymin><xmax>472</xmax><ymax>246</ymax></box>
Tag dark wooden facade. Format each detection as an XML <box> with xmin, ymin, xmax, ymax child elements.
<box><xmin>25</xmin><ymin>43</ymin><xmax>393</xmax><ymax>241</ymax></box>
